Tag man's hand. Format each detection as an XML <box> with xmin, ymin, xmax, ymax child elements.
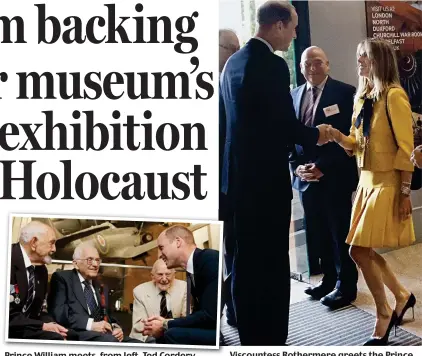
<box><xmin>411</xmin><ymin>145</ymin><xmax>422</xmax><ymax>168</ymax></box>
<box><xmin>316</xmin><ymin>124</ymin><xmax>333</xmax><ymax>145</ymax></box>
<box><xmin>142</xmin><ymin>317</ymin><xmax>165</xmax><ymax>339</ymax></box>
<box><xmin>92</xmin><ymin>321</ymin><xmax>112</xmax><ymax>334</ymax></box>
<box><xmin>42</xmin><ymin>322</ymin><xmax>68</xmax><ymax>338</ymax></box>
<box><xmin>112</xmin><ymin>326</ymin><xmax>124</xmax><ymax>342</ymax></box>
<box><xmin>295</xmin><ymin>164</ymin><xmax>323</xmax><ymax>182</ymax></box>
<box><xmin>327</xmin><ymin>127</ymin><xmax>342</xmax><ymax>143</ymax></box>
<box><xmin>304</xmin><ymin>163</ymin><xmax>323</xmax><ymax>180</ymax></box>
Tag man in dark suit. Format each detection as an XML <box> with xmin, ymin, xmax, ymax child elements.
<box><xmin>219</xmin><ymin>1</ymin><xmax>332</xmax><ymax>346</ymax></box>
<box><xmin>289</xmin><ymin>46</ymin><xmax>359</xmax><ymax>308</ymax></box>
<box><xmin>219</xmin><ymin>28</ymin><xmax>240</xmax><ymax>327</ymax></box>
<box><xmin>48</xmin><ymin>243</ymin><xmax>140</xmax><ymax>342</ymax></box>
<box><xmin>9</xmin><ymin>221</ymin><xmax>67</xmax><ymax>340</ymax></box>
<box><xmin>143</xmin><ymin>225</ymin><xmax>218</xmax><ymax>346</ymax></box>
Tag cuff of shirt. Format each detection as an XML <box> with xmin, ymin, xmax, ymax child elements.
<box><xmin>86</xmin><ymin>318</ymin><xmax>93</xmax><ymax>331</ymax></box>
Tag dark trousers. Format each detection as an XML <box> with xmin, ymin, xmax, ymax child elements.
<box><xmin>69</xmin><ymin>330</ymin><xmax>142</xmax><ymax>343</ymax></box>
<box><xmin>232</xmin><ymin>199</ymin><xmax>291</xmax><ymax>345</ymax></box>
<box><xmin>220</xmin><ymin>192</ymin><xmax>236</xmax><ymax>325</ymax></box>
<box><xmin>159</xmin><ymin>327</ymin><xmax>216</xmax><ymax>345</ymax></box>
<box><xmin>299</xmin><ymin>182</ymin><xmax>358</xmax><ymax>293</ymax></box>
<box><xmin>14</xmin><ymin>328</ymin><xmax>65</xmax><ymax>340</ymax></box>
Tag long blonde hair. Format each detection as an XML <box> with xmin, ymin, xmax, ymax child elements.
<box><xmin>355</xmin><ymin>38</ymin><xmax>401</xmax><ymax>103</ymax></box>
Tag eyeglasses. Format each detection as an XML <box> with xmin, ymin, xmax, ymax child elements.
<box><xmin>219</xmin><ymin>44</ymin><xmax>240</xmax><ymax>52</ymax></box>
<box><xmin>76</xmin><ymin>258</ymin><xmax>102</xmax><ymax>265</ymax></box>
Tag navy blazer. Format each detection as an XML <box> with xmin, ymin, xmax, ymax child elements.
<box><xmin>289</xmin><ymin>76</ymin><xmax>359</xmax><ymax>192</ymax></box>
<box><xmin>168</xmin><ymin>248</ymin><xmax>218</xmax><ymax>330</ymax></box>
<box><xmin>9</xmin><ymin>243</ymin><xmax>54</xmax><ymax>338</ymax></box>
<box><xmin>219</xmin><ymin>38</ymin><xmax>319</xmax><ymax>206</ymax></box>
<box><xmin>48</xmin><ymin>269</ymin><xmax>118</xmax><ymax>331</ymax></box>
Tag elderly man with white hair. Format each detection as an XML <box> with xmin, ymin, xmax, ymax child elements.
<box><xmin>48</xmin><ymin>242</ymin><xmax>141</xmax><ymax>342</ymax></box>
<box><xmin>130</xmin><ymin>258</ymin><xmax>187</xmax><ymax>342</ymax></box>
<box><xmin>9</xmin><ymin>221</ymin><xmax>68</xmax><ymax>340</ymax></box>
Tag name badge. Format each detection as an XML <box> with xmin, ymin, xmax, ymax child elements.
<box><xmin>323</xmin><ymin>104</ymin><xmax>340</xmax><ymax>117</ymax></box>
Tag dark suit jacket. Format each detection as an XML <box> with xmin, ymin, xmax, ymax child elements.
<box><xmin>289</xmin><ymin>76</ymin><xmax>359</xmax><ymax>192</ymax></box>
<box><xmin>219</xmin><ymin>38</ymin><xmax>319</xmax><ymax>208</ymax></box>
<box><xmin>47</xmin><ymin>269</ymin><xmax>117</xmax><ymax>331</ymax></box>
<box><xmin>168</xmin><ymin>248</ymin><xmax>218</xmax><ymax>330</ymax></box>
<box><xmin>9</xmin><ymin>243</ymin><xmax>54</xmax><ymax>337</ymax></box>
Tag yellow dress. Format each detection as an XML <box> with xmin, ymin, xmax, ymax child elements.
<box><xmin>346</xmin><ymin>87</ymin><xmax>415</xmax><ymax>248</ymax></box>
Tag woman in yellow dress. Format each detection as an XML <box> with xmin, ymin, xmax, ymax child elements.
<box><xmin>329</xmin><ymin>39</ymin><xmax>416</xmax><ymax>346</ymax></box>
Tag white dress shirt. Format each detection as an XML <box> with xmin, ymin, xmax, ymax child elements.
<box><xmin>19</xmin><ymin>243</ymin><xmax>33</xmax><ymax>283</ymax></box>
<box><xmin>77</xmin><ymin>271</ymin><xmax>98</xmax><ymax>331</ymax></box>
<box><xmin>186</xmin><ymin>250</ymin><xmax>195</xmax><ymax>286</ymax></box>
<box><xmin>254</xmin><ymin>36</ymin><xmax>274</xmax><ymax>52</ymax></box>
<box><xmin>300</xmin><ymin>75</ymin><xmax>329</xmax><ymax>123</ymax></box>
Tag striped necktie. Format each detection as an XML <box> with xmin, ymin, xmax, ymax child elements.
<box><xmin>302</xmin><ymin>86</ymin><xmax>318</xmax><ymax>126</ymax></box>
<box><xmin>160</xmin><ymin>291</ymin><xmax>168</xmax><ymax>318</ymax></box>
<box><xmin>23</xmin><ymin>265</ymin><xmax>35</xmax><ymax>315</ymax></box>
<box><xmin>186</xmin><ymin>272</ymin><xmax>192</xmax><ymax>315</ymax></box>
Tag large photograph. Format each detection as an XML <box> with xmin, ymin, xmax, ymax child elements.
<box><xmin>6</xmin><ymin>215</ymin><xmax>222</xmax><ymax>349</ymax></box>
<box><xmin>219</xmin><ymin>0</ymin><xmax>422</xmax><ymax>347</ymax></box>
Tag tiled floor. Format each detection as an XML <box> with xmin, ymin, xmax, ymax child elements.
<box><xmin>293</xmin><ymin>242</ymin><xmax>422</xmax><ymax>338</ymax></box>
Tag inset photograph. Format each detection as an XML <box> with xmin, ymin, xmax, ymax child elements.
<box><xmin>6</xmin><ymin>215</ymin><xmax>222</xmax><ymax>348</ymax></box>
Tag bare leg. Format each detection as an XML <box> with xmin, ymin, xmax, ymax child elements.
<box><xmin>371</xmin><ymin>250</ymin><xmax>411</xmax><ymax>317</ymax></box>
<box><xmin>349</xmin><ymin>246</ymin><xmax>393</xmax><ymax>338</ymax></box>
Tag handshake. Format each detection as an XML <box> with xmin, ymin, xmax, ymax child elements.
<box><xmin>316</xmin><ymin>124</ymin><xmax>342</xmax><ymax>145</ymax></box>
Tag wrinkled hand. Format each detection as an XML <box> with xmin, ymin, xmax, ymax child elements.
<box><xmin>92</xmin><ymin>321</ymin><xmax>112</xmax><ymax>334</ymax></box>
<box><xmin>42</xmin><ymin>322</ymin><xmax>68</xmax><ymax>338</ymax></box>
<box><xmin>316</xmin><ymin>124</ymin><xmax>333</xmax><ymax>145</ymax></box>
<box><xmin>399</xmin><ymin>195</ymin><xmax>412</xmax><ymax>221</ymax></box>
<box><xmin>296</xmin><ymin>164</ymin><xmax>323</xmax><ymax>182</ymax></box>
<box><xmin>142</xmin><ymin>317</ymin><xmax>165</xmax><ymax>338</ymax></box>
<box><xmin>112</xmin><ymin>326</ymin><xmax>124</xmax><ymax>342</ymax></box>
<box><xmin>411</xmin><ymin>145</ymin><xmax>422</xmax><ymax>168</ymax></box>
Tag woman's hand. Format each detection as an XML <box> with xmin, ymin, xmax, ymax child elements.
<box><xmin>399</xmin><ymin>194</ymin><xmax>412</xmax><ymax>221</ymax></box>
<box><xmin>328</xmin><ymin>127</ymin><xmax>342</xmax><ymax>143</ymax></box>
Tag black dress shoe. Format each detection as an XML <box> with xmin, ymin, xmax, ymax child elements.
<box><xmin>304</xmin><ymin>282</ymin><xmax>335</xmax><ymax>300</ymax></box>
<box><xmin>320</xmin><ymin>289</ymin><xmax>357</xmax><ymax>309</ymax></box>
<box><xmin>396</xmin><ymin>293</ymin><xmax>416</xmax><ymax>325</ymax></box>
<box><xmin>363</xmin><ymin>311</ymin><xmax>397</xmax><ymax>346</ymax></box>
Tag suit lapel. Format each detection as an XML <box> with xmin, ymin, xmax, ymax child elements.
<box><xmin>13</xmin><ymin>244</ymin><xmax>29</xmax><ymax>303</ymax></box>
<box><xmin>314</xmin><ymin>76</ymin><xmax>332</xmax><ymax>126</ymax></box>
<box><xmin>72</xmin><ymin>269</ymin><xmax>89</xmax><ymax>313</ymax></box>
<box><xmin>295</xmin><ymin>85</ymin><xmax>306</xmax><ymax>119</ymax></box>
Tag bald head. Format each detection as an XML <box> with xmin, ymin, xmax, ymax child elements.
<box><xmin>219</xmin><ymin>29</ymin><xmax>240</xmax><ymax>73</ymax></box>
<box><xmin>19</xmin><ymin>221</ymin><xmax>56</xmax><ymax>264</ymax></box>
<box><xmin>300</xmin><ymin>46</ymin><xmax>330</xmax><ymax>86</ymax></box>
<box><xmin>151</xmin><ymin>258</ymin><xmax>175</xmax><ymax>291</ymax></box>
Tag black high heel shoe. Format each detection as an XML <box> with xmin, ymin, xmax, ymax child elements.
<box><xmin>363</xmin><ymin>311</ymin><xmax>398</xmax><ymax>346</ymax></box>
<box><xmin>396</xmin><ymin>293</ymin><xmax>416</xmax><ymax>326</ymax></box>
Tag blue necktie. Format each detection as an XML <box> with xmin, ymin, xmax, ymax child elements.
<box><xmin>83</xmin><ymin>280</ymin><xmax>101</xmax><ymax>321</ymax></box>
<box><xmin>23</xmin><ymin>266</ymin><xmax>35</xmax><ymax>315</ymax></box>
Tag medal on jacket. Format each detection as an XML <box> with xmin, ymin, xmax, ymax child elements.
<box><xmin>14</xmin><ymin>284</ymin><xmax>21</xmax><ymax>304</ymax></box>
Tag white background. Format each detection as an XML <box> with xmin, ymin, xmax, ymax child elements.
<box><xmin>0</xmin><ymin>0</ymin><xmax>219</xmax><ymax>353</ymax></box>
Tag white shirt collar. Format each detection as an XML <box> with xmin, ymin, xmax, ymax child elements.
<box><xmin>77</xmin><ymin>271</ymin><xmax>91</xmax><ymax>285</ymax></box>
<box><xmin>306</xmin><ymin>75</ymin><xmax>328</xmax><ymax>92</ymax></box>
<box><xmin>19</xmin><ymin>243</ymin><xmax>32</xmax><ymax>269</ymax></box>
<box><xmin>186</xmin><ymin>249</ymin><xmax>195</xmax><ymax>275</ymax></box>
<box><xmin>254</xmin><ymin>37</ymin><xmax>274</xmax><ymax>53</ymax></box>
